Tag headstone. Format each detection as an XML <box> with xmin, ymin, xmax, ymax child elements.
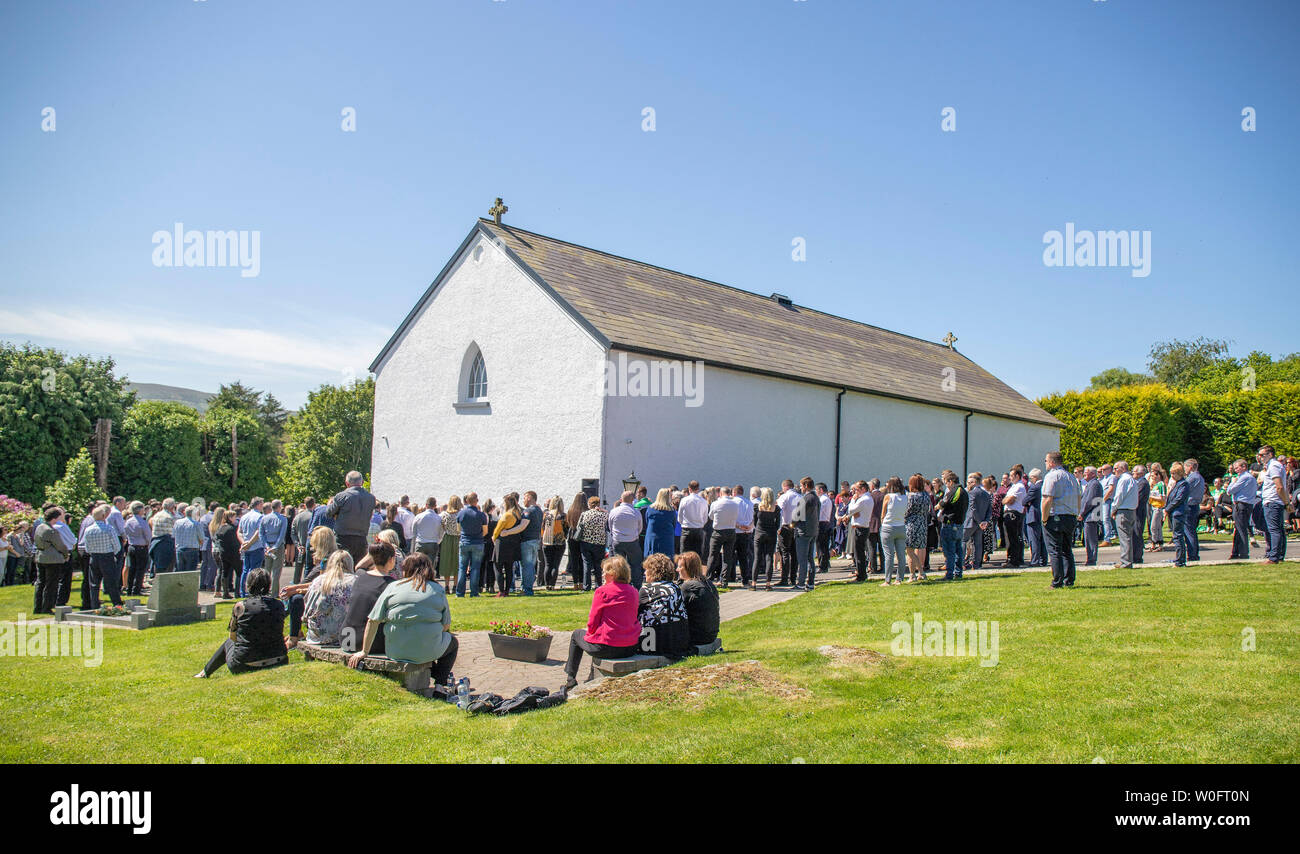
<box><xmin>146</xmin><ymin>571</ymin><xmax>202</xmax><ymax>626</ymax></box>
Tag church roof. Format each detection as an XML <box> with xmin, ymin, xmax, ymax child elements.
<box><xmin>373</xmin><ymin>219</ymin><xmax>1062</xmax><ymax>428</ymax></box>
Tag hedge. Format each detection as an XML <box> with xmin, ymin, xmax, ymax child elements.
<box><xmin>1037</xmin><ymin>383</ymin><xmax>1299</xmax><ymax>473</ymax></box>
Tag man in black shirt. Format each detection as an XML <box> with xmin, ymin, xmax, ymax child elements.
<box><xmin>938</xmin><ymin>472</ymin><xmax>969</xmax><ymax>580</ymax></box>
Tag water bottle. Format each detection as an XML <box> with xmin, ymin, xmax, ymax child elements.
<box><xmin>456</xmin><ymin>677</ymin><xmax>470</xmax><ymax>710</ymax></box>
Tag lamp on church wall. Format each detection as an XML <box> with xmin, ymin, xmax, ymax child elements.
<box><xmin>621</xmin><ymin>470</ymin><xmax>641</xmax><ymax>495</ymax></box>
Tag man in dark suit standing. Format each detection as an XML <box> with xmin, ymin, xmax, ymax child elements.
<box><xmin>1079</xmin><ymin>467</ymin><xmax>1103</xmax><ymax>566</ymax></box>
<box><xmin>963</xmin><ymin>473</ymin><xmax>991</xmax><ymax>570</ymax></box>
<box><xmin>867</xmin><ymin>479</ymin><xmax>884</xmax><ymax>574</ymax></box>
<box><xmin>1025</xmin><ymin>470</ymin><xmax>1046</xmax><ymax>567</ymax></box>
<box><xmin>1133</xmin><ymin>464</ymin><xmax>1150</xmax><ymax>565</ymax></box>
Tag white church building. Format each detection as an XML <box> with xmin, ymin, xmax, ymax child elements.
<box><xmin>369</xmin><ymin>213</ymin><xmax>1062</xmax><ymax>505</ymax></box>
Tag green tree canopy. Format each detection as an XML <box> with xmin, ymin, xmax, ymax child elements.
<box><xmin>271</xmin><ymin>378</ymin><xmax>374</xmax><ymax>504</ymax></box>
<box><xmin>208</xmin><ymin>381</ymin><xmax>288</xmax><ymax>447</ymax></box>
<box><xmin>45</xmin><ymin>447</ymin><xmax>109</xmax><ymax>516</ymax></box>
<box><xmin>201</xmin><ymin>407</ymin><xmax>272</xmax><ymax>503</ymax></box>
<box><xmin>1087</xmin><ymin>366</ymin><xmax>1153</xmax><ymax>390</ymax></box>
<box><xmin>0</xmin><ymin>343</ymin><xmax>133</xmax><ymax>504</ymax></box>
<box><xmin>110</xmin><ymin>400</ymin><xmax>206</xmax><ymax>501</ymax></box>
<box><xmin>1147</xmin><ymin>338</ymin><xmax>1231</xmax><ymax>390</ymax></box>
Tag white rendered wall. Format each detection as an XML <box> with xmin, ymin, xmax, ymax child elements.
<box><xmin>602</xmin><ymin>355</ymin><xmax>1060</xmax><ymax>497</ymax></box>
<box><xmin>370</xmin><ymin>234</ymin><xmax>607</xmax><ymax>506</ymax></box>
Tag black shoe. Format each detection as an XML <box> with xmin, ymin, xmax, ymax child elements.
<box><xmin>563</xmin><ymin>677</ymin><xmax>578</xmax><ymax>691</ymax></box>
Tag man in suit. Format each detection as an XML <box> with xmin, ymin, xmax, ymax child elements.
<box><xmin>1133</xmin><ymin>464</ymin><xmax>1150</xmax><ymax>564</ymax></box>
<box><xmin>1182</xmin><ymin>458</ymin><xmax>1206</xmax><ymax>562</ymax></box>
<box><xmin>1025</xmin><ymin>469</ymin><xmax>1046</xmax><ymax>567</ymax></box>
<box><xmin>1079</xmin><ymin>466</ymin><xmax>1103</xmax><ymax>565</ymax></box>
<box><xmin>867</xmin><ymin>479</ymin><xmax>884</xmax><ymax>574</ymax></box>
<box><xmin>963</xmin><ymin>472</ymin><xmax>992</xmax><ymax>571</ymax></box>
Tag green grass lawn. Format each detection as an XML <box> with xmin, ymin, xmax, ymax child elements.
<box><xmin>2</xmin><ymin>563</ymin><xmax>1297</xmax><ymax>763</ymax></box>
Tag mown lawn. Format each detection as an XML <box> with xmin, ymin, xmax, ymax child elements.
<box><xmin>1</xmin><ymin>563</ymin><xmax>1296</xmax><ymax>763</ymax></box>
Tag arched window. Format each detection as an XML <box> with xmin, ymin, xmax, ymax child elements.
<box><xmin>467</xmin><ymin>351</ymin><xmax>488</xmax><ymax>400</ymax></box>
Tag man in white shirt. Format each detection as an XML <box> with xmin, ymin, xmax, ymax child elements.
<box><xmin>1001</xmin><ymin>469</ymin><xmax>1028</xmax><ymax>567</ymax></box>
<box><xmin>608</xmin><ymin>491</ymin><xmax>645</xmax><ymax>587</ymax></box>
<box><xmin>1098</xmin><ymin>463</ymin><xmax>1116</xmax><ymax>545</ymax></box>
<box><xmin>776</xmin><ymin>479</ymin><xmax>799</xmax><ymax>585</ymax></box>
<box><xmin>396</xmin><ymin>496</ymin><xmax>416</xmax><ymax>546</ymax></box>
<box><xmin>730</xmin><ymin>485</ymin><xmax>754</xmax><ymax>587</ymax></box>
<box><xmin>1258</xmin><ymin>444</ymin><xmax>1288</xmax><ymax>563</ymax></box>
<box><xmin>412</xmin><ymin>496</ymin><xmax>444</xmax><ymax>566</ymax></box>
<box><xmin>1108</xmin><ymin>461</ymin><xmax>1139</xmax><ymax>568</ymax></box>
<box><xmin>838</xmin><ymin>480</ymin><xmax>874</xmax><ymax>581</ymax></box>
<box><xmin>677</xmin><ymin>481</ymin><xmax>709</xmax><ymax>557</ymax></box>
<box><xmin>707</xmin><ymin>487</ymin><xmax>740</xmax><ymax>587</ymax></box>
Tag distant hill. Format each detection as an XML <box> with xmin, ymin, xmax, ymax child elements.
<box><xmin>128</xmin><ymin>382</ymin><xmax>216</xmax><ymax>413</ymax></box>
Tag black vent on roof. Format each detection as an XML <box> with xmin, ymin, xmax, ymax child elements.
<box><xmin>770</xmin><ymin>293</ymin><xmax>793</xmax><ymax>308</ymax></box>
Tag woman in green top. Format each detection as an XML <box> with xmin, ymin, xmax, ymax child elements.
<box><xmin>1146</xmin><ymin>462</ymin><xmax>1168</xmax><ymax>551</ymax></box>
<box><xmin>346</xmin><ymin>552</ymin><xmax>457</xmax><ymax>685</ymax></box>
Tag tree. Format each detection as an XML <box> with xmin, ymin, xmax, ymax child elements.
<box><xmin>208</xmin><ymin>381</ymin><xmax>287</xmax><ymax>446</ymax></box>
<box><xmin>1147</xmin><ymin>338</ymin><xmax>1231</xmax><ymax>390</ymax></box>
<box><xmin>1087</xmin><ymin>367</ymin><xmax>1153</xmax><ymax>390</ymax></box>
<box><xmin>201</xmin><ymin>407</ymin><xmax>272</xmax><ymax>503</ymax></box>
<box><xmin>0</xmin><ymin>343</ymin><xmax>133</xmax><ymax>504</ymax></box>
<box><xmin>1184</xmin><ymin>351</ymin><xmax>1300</xmax><ymax>395</ymax></box>
<box><xmin>45</xmin><ymin>447</ymin><xmax>109</xmax><ymax>516</ymax></box>
<box><xmin>271</xmin><ymin>378</ymin><xmax>374</xmax><ymax>504</ymax></box>
<box><xmin>110</xmin><ymin>401</ymin><xmax>206</xmax><ymax>501</ymax></box>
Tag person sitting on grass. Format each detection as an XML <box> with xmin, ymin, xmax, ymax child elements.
<box><xmin>346</xmin><ymin>552</ymin><xmax>458</xmax><ymax>686</ymax></box>
<box><xmin>674</xmin><ymin>550</ymin><xmax>719</xmax><ymax>651</ymax></box>
<box><xmin>194</xmin><ymin>568</ymin><xmax>288</xmax><ymax>678</ymax></box>
<box><xmin>562</xmin><ymin>554</ymin><xmax>641</xmax><ymax>691</ymax></box>
<box><xmin>638</xmin><ymin>552</ymin><xmax>691</xmax><ymax>659</ymax></box>
<box><xmin>297</xmin><ymin>549</ymin><xmax>356</xmax><ymax>648</ymax></box>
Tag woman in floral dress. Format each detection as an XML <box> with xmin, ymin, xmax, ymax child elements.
<box><xmin>904</xmin><ymin>475</ymin><xmax>931</xmax><ymax>582</ymax></box>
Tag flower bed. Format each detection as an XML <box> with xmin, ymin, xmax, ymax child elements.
<box><xmin>487</xmin><ymin>620</ymin><xmax>554</xmax><ymax>663</ymax></box>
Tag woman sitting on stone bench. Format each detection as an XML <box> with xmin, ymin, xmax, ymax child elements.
<box><xmin>194</xmin><ymin>568</ymin><xmax>288</xmax><ymax>678</ymax></box>
<box><xmin>562</xmin><ymin>554</ymin><xmax>641</xmax><ymax>690</ymax></box>
<box><xmin>675</xmin><ymin>551</ymin><xmax>719</xmax><ymax>652</ymax></box>
<box><xmin>638</xmin><ymin>552</ymin><xmax>691</xmax><ymax>659</ymax></box>
<box><xmin>300</xmin><ymin>549</ymin><xmax>357</xmax><ymax>647</ymax></box>
<box><xmin>346</xmin><ymin>552</ymin><xmax>458</xmax><ymax>687</ymax></box>
<box><xmin>283</xmin><ymin>527</ymin><xmax>338</xmax><ymax>648</ymax></box>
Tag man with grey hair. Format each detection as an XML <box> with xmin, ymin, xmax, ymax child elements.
<box><xmin>608</xmin><ymin>490</ymin><xmax>644</xmax><ymax>588</ymax></box>
<box><xmin>1109</xmin><ymin>461</ymin><xmax>1139</xmax><ymax>568</ymax></box>
<box><xmin>1132</xmin><ymin>464</ymin><xmax>1149</xmax><ymax>565</ymax></box>
<box><xmin>148</xmin><ymin>497</ymin><xmax>178</xmax><ymax>576</ymax></box>
<box><xmin>1182</xmin><ymin>458</ymin><xmax>1205</xmax><ymax>562</ymax></box>
<box><xmin>172</xmin><ymin>505</ymin><xmax>204</xmax><ymax>575</ymax></box>
<box><xmin>1079</xmin><ymin>466</ymin><xmax>1103</xmax><ymax>565</ymax></box>
<box><xmin>1041</xmin><ymin>451</ymin><xmax>1081</xmax><ymax>588</ymax></box>
<box><xmin>258</xmin><ymin>499</ymin><xmax>289</xmax><ymax>593</ymax></box>
<box><xmin>1025</xmin><ymin>468</ymin><xmax>1045</xmax><ymax>568</ymax></box>
<box><xmin>328</xmin><ymin>471</ymin><xmax>376</xmax><ymax>563</ymax></box>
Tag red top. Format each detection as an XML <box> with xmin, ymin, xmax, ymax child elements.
<box><xmin>585</xmin><ymin>581</ymin><xmax>641</xmax><ymax>647</ymax></box>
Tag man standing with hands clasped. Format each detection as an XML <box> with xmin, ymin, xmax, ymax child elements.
<box><xmin>1041</xmin><ymin>451</ymin><xmax>1081</xmax><ymax>589</ymax></box>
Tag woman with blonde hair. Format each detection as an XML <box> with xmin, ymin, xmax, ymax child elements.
<box><xmin>370</xmin><ymin>528</ymin><xmax>405</xmax><ymax>578</ymax></box>
<box><xmin>541</xmin><ymin>495</ymin><xmax>567</xmax><ymax>590</ymax></box>
<box><xmin>1164</xmin><ymin>462</ymin><xmax>1190</xmax><ymax>567</ymax></box>
<box><xmin>301</xmin><ymin>549</ymin><xmax>357</xmax><ymax>647</ymax></box>
<box><xmin>644</xmin><ymin>487</ymin><xmax>677</xmax><ymax>559</ymax></box>
<box><xmin>491</xmin><ymin>492</ymin><xmax>527</xmax><ymax>597</ymax></box>
<box><xmin>438</xmin><ymin>495</ymin><xmax>462</xmax><ymax>593</ymax></box>
<box><xmin>752</xmin><ymin>488</ymin><xmax>780</xmax><ymax>589</ymax></box>
<box><xmin>1146</xmin><ymin>462</ymin><xmax>1168</xmax><ymax>551</ymax></box>
<box><xmin>561</xmin><ymin>554</ymin><xmax>640</xmax><ymax>690</ymax></box>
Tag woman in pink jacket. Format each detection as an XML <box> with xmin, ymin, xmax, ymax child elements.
<box><xmin>562</xmin><ymin>554</ymin><xmax>641</xmax><ymax>690</ymax></box>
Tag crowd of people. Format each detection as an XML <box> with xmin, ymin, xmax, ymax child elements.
<box><xmin>4</xmin><ymin>449</ymin><xmax>1293</xmax><ymax>685</ymax></box>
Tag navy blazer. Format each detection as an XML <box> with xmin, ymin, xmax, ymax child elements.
<box><xmin>1080</xmin><ymin>479</ymin><xmax>1102</xmax><ymax>520</ymax></box>
<box><xmin>1165</xmin><ymin>479</ymin><xmax>1190</xmax><ymax>516</ymax></box>
<box><xmin>964</xmin><ymin>486</ymin><xmax>992</xmax><ymax>530</ymax></box>
<box><xmin>1025</xmin><ymin>481</ymin><xmax>1043</xmax><ymax>525</ymax></box>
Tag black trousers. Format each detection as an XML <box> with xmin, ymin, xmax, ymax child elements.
<box><xmin>288</xmin><ymin>593</ymin><xmax>305</xmax><ymax>638</ymax></box>
<box><xmin>851</xmin><ymin>526</ymin><xmax>868</xmax><ymax>580</ymax></box>
<box><xmin>729</xmin><ymin>531</ymin><xmax>753</xmax><ymax>584</ymax></box>
<box><xmin>1231</xmin><ymin>503</ymin><xmax>1252</xmax><ymax>558</ymax></box>
<box><xmin>564</xmin><ymin>628</ymin><xmax>637</xmax><ymax>679</ymax></box>
<box><xmin>867</xmin><ymin>531</ymin><xmax>882</xmax><ymax>573</ymax></box>
<box><xmin>777</xmin><ymin>526</ymin><xmax>796</xmax><ymax>583</ymax></box>
<box><xmin>55</xmin><ymin>562</ymin><xmax>74</xmax><ymax>606</ymax></box>
<box><xmin>752</xmin><ymin>530</ymin><xmax>776</xmax><ymax>584</ymax></box>
<box><xmin>429</xmin><ymin>634</ymin><xmax>459</xmax><ymax>687</ymax></box>
<box><xmin>1045</xmin><ymin>515</ymin><xmax>1078</xmax><ymax>587</ymax></box>
<box><xmin>542</xmin><ymin>544</ymin><xmax>565</xmax><ymax>587</ymax></box>
<box><xmin>816</xmin><ymin>522</ymin><xmax>832</xmax><ymax>572</ymax></box>
<box><xmin>706</xmin><ymin>529</ymin><xmax>736</xmax><ymax>583</ymax></box>
<box><xmin>338</xmin><ymin>534</ymin><xmax>367</xmax><ymax>565</ymax></box>
<box><xmin>127</xmin><ymin>545</ymin><xmax>149</xmax><ymax>595</ymax></box>
<box><xmin>84</xmin><ymin>552</ymin><xmax>122</xmax><ymax>608</ymax></box>
<box><xmin>565</xmin><ymin>538</ymin><xmax>583</xmax><ymax>587</ymax></box>
<box><xmin>34</xmin><ymin>562</ymin><xmax>63</xmax><ymax>613</ymax></box>
<box><xmin>1003</xmin><ymin>511</ymin><xmax>1025</xmax><ymax>567</ymax></box>
<box><xmin>681</xmin><ymin>528</ymin><xmax>705</xmax><ymax>558</ymax></box>
<box><xmin>216</xmin><ymin>551</ymin><xmax>239</xmax><ymax>597</ymax></box>
<box><xmin>1133</xmin><ymin>507</ymin><xmax>1147</xmax><ymax>563</ymax></box>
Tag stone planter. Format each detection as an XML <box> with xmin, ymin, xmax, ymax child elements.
<box><xmin>488</xmin><ymin>632</ymin><xmax>553</xmax><ymax>663</ymax></box>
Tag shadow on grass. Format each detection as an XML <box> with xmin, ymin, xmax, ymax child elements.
<box><xmin>1071</xmin><ymin>583</ymin><xmax>1152</xmax><ymax>590</ymax></box>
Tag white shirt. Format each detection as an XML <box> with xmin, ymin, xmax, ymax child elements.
<box><xmin>678</xmin><ymin>492</ymin><xmax>709</xmax><ymax>528</ymax></box>
<box><xmin>818</xmin><ymin>493</ymin><xmax>833</xmax><ymax>522</ymax></box>
<box><xmin>412</xmin><ymin>508</ymin><xmax>443</xmax><ymax>544</ymax></box>
<box><xmin>881</xmin><ymin>493</ymin><xmax>907</xmax><ymax>527</ymax></box>
<box><xmin>1262</xmin><ymin>458</ymin><xmax>1286</xmax><ymax>505</ymax></box>
<box><xmin>709</xmin><ymin>497</ymin><xmax>740</xmax><ymax>530</ymax></box>
<box><xmin>396</xmin><ymin>506</ymin><xmax>415</xmax><ymax>540</ymax></box>
<box><xmin>1005</xmin><ymin>482</ymin><xmax>1028</xmax><ymax>514</ymax></box>
<box><xmin>846</xmin><ymin>493</ymin><xmax>875</xmax><ymax>528</ymax></box>
<box><xmin>777</xmin><ymin>489</ymin><xmax>800</xmax><ymax>525</ymax></box>
<box><xmin>734</xmin><ymin>496</ymin><xmax>754</xmax><ymax>530</ymax></box>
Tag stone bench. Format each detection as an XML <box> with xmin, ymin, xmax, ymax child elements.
<box><xmin>591</xmin><ymin>637</ymin><xmax>723</xmax><ymax>678</ymax></box>
<box><xmin>298</xmin><ymin>641</ymin><xmax>432</xmax><ymax>692</ymax></box>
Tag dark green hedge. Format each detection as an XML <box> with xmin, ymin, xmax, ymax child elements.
<box><xmin>1037</xmin><ymin>383</ymin><xmax>1299</xmax><ymax>473</ymax></box>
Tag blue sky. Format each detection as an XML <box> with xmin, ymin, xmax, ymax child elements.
<box><xmin>2</xmin><ymin>0</ymin><xmax>1296</xmax><ymax>408</ymax></box>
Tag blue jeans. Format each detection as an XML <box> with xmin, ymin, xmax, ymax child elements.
<box><xmin>518</xmin><ymin>539</ymin><xmax>539</xmax><ymax>595</ymax></box>
<box><xmin>239</xmin><ymin>547</ymin><xmax>265</xmax><ymax>596</ymax></box>
<box><xmin>177</xmin><ymin>547</ymin><xmax>200</xmax><ymax>575</ymax></box>
<box><xmin>794</xmin><ymin>533</ymin><xmax>816</xmax><ymax>586</ymax></box>
<box><xmin>1169</xmin><ymin>512</ymin><xmax>1188</xmax><ymax>565</ymax></box>
<box><xmin>457</xmin><ymin>542</ymin><xmax>484</xmax><ymax>596</ymax></box>
<box><xmin>148</xmin><ymin>535</ymin><xmax>175</xmax><ymax>576</ymax></box>
<box><xmin>1263</xmin><ymin>501</ymin><xmax>1287</xmax><ymax>562</ymax></box>
<box><xmin>940</xmin><ymin>523</ymin><xmax>963</xmax><ymax>579</ymax></box>
<box><xmin>881</xmin><ymin>525</ymin><xmax>907</xmax><ymax>582</ymax></box>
